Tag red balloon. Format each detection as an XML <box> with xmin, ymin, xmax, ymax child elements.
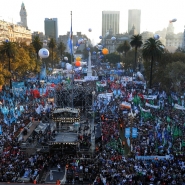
<box><xmin>75</xmin><ymin>61</ymin><xmax>81</xmax><ymax>67</ymax></box>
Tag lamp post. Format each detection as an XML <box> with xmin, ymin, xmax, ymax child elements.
<box><xmin>91</xmin><ymin>91</ymin><xmax>96</xmax><ymax>155</ymax></box>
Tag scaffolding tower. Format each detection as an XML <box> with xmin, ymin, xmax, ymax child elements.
<box><xmin>54</xmin><ymin>81</ymin><xmax>96</xmax><ymax>112</ymax></box>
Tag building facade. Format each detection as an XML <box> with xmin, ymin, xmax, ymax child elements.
<box><xmin>128</xmin><ymin>9</ymin><xmax>141</xmax><ymax>34</ymax></box>
<box><xmin>141</xmin><ymin>31</ymin><xmax>153</xmax><ymax>44</ymax></box>
<box><xmin>0</xmin><ymin>20</ymin><xmax>31</xmax><ymax>45</ymax></box>
<box><xmin>44</xmin><ymin>18</ymin><xmax>58</xmax><ymax>42</ymax></box>
<box><xmin>165</xmin><ymin>23</ymin><xmax>183</xmax><ymax>52</ymax></box>
<box><xmin>102</xmin><ymin>28</ymin><xmax>130</xmax><ymax>53</ymax></box>
<box><xmin>102</xmin><ymin>11</ymin><xmax>120</xmax><ymax>37</ymax></box>
<box><xmin>183</xmin><ymin>26</ymin><xmax>185</xmax><ymax>50</ymax></box>
<box><xmin>20</xmin><ymin>2</ymin><xmax>28</xmax><ymax>28</ymax></box>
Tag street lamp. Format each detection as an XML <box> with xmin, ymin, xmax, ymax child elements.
<box><xmin>91</xmin><ymin>91</ymin><xmax>96</xmax><ymax>155</ymax></box>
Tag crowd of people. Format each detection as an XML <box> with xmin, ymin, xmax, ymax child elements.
<box><xmin>0</xmin><ymin>70</ymin><xmax>184</xmax><ymax>184</ymax></box>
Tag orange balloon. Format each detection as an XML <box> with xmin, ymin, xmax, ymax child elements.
<box><xmin>76</xmin><ymin>57</ymin><xmax>81</xmax><ymax>61</ymax></box>
<box><xmin>75</xmin><ymin>61</ymin><xmax>81</xmax><ymax>67</ymax></box>
<box><xmin>102</xmin><ymin>48</ymin><xmax>109</xmax><ymax>55</ymax></box>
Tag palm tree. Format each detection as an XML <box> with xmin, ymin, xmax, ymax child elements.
<box><xmin>130</xmin><ymin>34</ymin><xmax>143</xmax><ymax>72</ymax></box>
<box><xmin>48</xmin><ymin>38</ymin><xmax>57</xmax><ymax>70</ymax></box>
<box><xmin>117</xmin><ymin>40</ymin><xmax>131</xmax><ymax>57</ymax></box>
<box><xmin>32</xmin><ymin>36</ymin><xmax>42</xmax><ymax>71</ymax></box>
<box><xmin>0</xmin><ymin>40</ymin><xmax>16</xmax><ymax>89</ymax></box>
<box><xmin>142</xmin><ymin>38</ymin><xmax>164</xmax><ymax>89</ymax></box>
<box><xmin>57</xmin><ymin>41</ymin><xmax>66</xmax><ymax>59</ymax></box>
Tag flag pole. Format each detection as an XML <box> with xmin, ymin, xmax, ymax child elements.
<box><xmin>71</xmin><ymin>11</ymin><xmax>74</xmax><ymax>108</ymax></box>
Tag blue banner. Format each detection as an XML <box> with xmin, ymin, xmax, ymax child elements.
<box><xmin>0</xmin><ymin>125</ymin><xmax>2</xmax><ymax>135</ymax></box>
<box><xmin>125</xmin><ymin>127</ymin><xmax>130</xmax><ymax>138</ymax></box>
<box><xmin>132</xmin><ymin>127</ymin><xmax>138</xmax><ymax>138</ymax></box>
<box><xmin>12</xmin><ymin>82</ymin><xmax>24</xmax><ymax>88</ymax></box>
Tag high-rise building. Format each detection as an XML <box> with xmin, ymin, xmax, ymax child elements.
<box><xmin>44</xmin><ymin>18</ymin><xmax>58</xmax><ymax>42</ymax></box>
<box><xmin>20</xmin><ymin>2</ymin><xmax>28</xmax><ymax>28</ymax></box>
<box><xmin>102</xmin><ymin>11</ymin><xmax>120</xmax><ymax>37</ymax></box>
<box><xmin>128</xmin><ymin>9</ymin><xmax>141</xmax><ymax>34</ymax></box>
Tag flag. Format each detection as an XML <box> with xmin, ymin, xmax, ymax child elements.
<box><xmin>182</xmin><ymin>140</ymin><xmax>185</xmax><ymax>147</ymax></box>
<box><xmin>68</xmin><ymin>12</ymin><xmax>73</xmax><ymax>55</ymax></box>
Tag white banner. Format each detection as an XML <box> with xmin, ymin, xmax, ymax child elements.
<box><xmin>145</xmin><ymin>102</ymin><xmax>159</xmax><ymax>109</ymax></box>
<box><xmin>139</xmin><ymin>105</ymin><xmax>150</xmax><ymax>112</ymax></box>
<box><xmin>143</xmin><ymin>95</ymin><xmax>157</xmax><ymax>100</ymax></box>
<box><xmin>174</xmin><ymin>104</ymin><xmax>185</xmax><ymax>110</ymax></box>
<box><xmin>84</xmin><ymin>76</ymin><xmax>98</xmax><ymax>81</ymax></box>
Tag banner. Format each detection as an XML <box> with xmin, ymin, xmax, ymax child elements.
<box><xmin>125</xmin><ymin>127</ymin><xmax>130</xmax><ymax>138</ymax></box>
<box><xmin>12</xmin><ymin>82</ymin><xmax>24</xmax><ymax>88</ymax></box>
<box><xmin>84</xmin><ymin>76</ymin><xmax>98</xmax><ymax>81</ymax></box>
<box><xmin>143</xmin><ymin>95</ymin><xmax>157</xmax><ymax>100</ymax></box>
<box><xmin>174</xmin><ymin>104</ymin><xmax>185</xmax><ymax>110</ymax></box>
<box><xmin>135</xmin><ymin>155</ymin><xmax>171</xmax><ymax>160</ymax></box>
<box><xmin>139</xmin><ymin>105</ymin><xmax>150</xmax><ymax>112</ymax></box>
<box><xmin>120</xmin><ymin>102</ymin><xmax>131</xmax><ymax>110</ymax></box>
<box><xmin>145</xmin><ymin>102</ymin><xmax>159</xmax><ymax>109</ymax></box>
<box><xmin>132</xmin><ymin>128</ymin><xmax>138</xmax><ymax>138</ymax></box>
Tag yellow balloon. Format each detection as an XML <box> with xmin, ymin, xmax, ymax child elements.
<box><xmin>102</xmin><ymin>48</ymin><xmax>109</xmax><ymax>55</ymax></box>
<box><xmin>76</xmin><ymin>57</ymin><xmax>81</xmax><ymax>61</ymax></box>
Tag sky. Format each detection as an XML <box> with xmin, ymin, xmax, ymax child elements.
<box><xmin>0</xmin><ymin>0</ymin><xmax>185</xmax><ymax>44</ymax></box>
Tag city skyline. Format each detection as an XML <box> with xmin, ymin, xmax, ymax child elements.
<box><xmin>0</xmin><ymin>0</ymin><xmax>184</xmax><ymax>44</ymax></box>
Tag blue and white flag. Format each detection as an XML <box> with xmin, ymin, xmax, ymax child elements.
<box><xmin>68</xmin><ymin>12</ymin><xmax>73</xmax><ymax>55</ymax></box>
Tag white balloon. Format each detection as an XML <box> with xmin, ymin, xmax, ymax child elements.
<box><xmin>136</xmin><ymin>72</ymin><xmax>144</xmax><ymax>81</ymax></box>
<box><xmin>78</xmin><ymin>38</ymin><xmax>84</xmax><ymax>44</ymax></box>
<box><xmin>88</xmin><ymin>28</ymin><xmax>92</xmax><ymax>32</ymax></box>
<box><xmin>38</xmin><ymin>48</ymin><xmax>49</xmax><ymax>58</ymax></box>
<box><xmin>111</xmin><ymin>36</ymin><xmax>116</xmax><ymax>41</ymax></box>
<box><xmin>64</xmin><ymin>57</ymin><xmax>68</xmax><ymax>61</ymax></box>
<box><xmin>66</xmin><ymin>63</ymin><xmax>72</xmax><ymax>70</ymax></box>
<box><xmin>97</xmin><ymin>45</ymin><xmax>103</xmax><ymax>50</ymax></box>
<box><xmin>153</xmin><ymin>34</ymin><xmax>160</xmax><ymax>40</ymax></box>
<box><xmin>170</xmin><ymin>18</ymin><xmax>177</xmax><ymax>23</ymax></box>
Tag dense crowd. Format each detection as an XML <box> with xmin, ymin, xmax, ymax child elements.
<box><xmin>0</xmin><ymin>72</ymin><xmax>184</xmax><ymax>184</ymax></box>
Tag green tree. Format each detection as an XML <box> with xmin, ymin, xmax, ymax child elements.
<box><xmin>165</xmin><ymin>61</ymin><xmax>185</xmax><ymax>93</ymax></box>
<box><xmin>105</xmin><ymin>53</ymin><xmax>120</xmax><ymax>66</ymax></box>
<box><xmin>130</xmin><ymin>34</ymin><xmax>143</xmax><ymax>71</ymax></box>
<box><xmin>48</xmin><ymin>38</ymin><xmax>57</xmax><ymax>70</ymax></box>
<box><xmin>0</xmin><ymin>41</ymin><xmax>17</xmax><ymax>89</ymax></box>
<box><xmin>117</xmin><ymin>40</ymin><xmax>131</xmax><ymax>57</ymax></box>
<box><xmin>58</xmin><ymin>41</ymin><xmax>66</xmax><ymax>58</ymax></box>
<box><xmin>31</xmin><ymin>36</ymin><xmax>42</xmax><ymax>71</ymax></box>
<box><xmin>142</xmin><ymin>38</ymin><xmax>164</xmax><ymax>89</ymax></box>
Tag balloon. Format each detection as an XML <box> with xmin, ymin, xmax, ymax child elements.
<box><xmin>76</xmin><ymin>57</ymin><xmax>81</xmax><ymax>61</ymax></box>
<box><xmin>78</xmin><ymin>38</ymin><xmax>84</xmax><ymax>44</ymax></box>
<box><xmin>66</xmin><ymin>63</ymin><xmax>72</xmax><ymax>70</ymax></box>
<box><xmin>75</xmin><ymin>61</ymin><xmax>81</xmax><ymax>67</ymax></box>
<box><xmin>38</xmin><ymin>48</ymin><xmax>49</xmax><ymax>58</ymax></box>
<box><xmin>97</xmin><ymin>45</ymin><xmax>103</xmax><ymax>50</ymax></box>
<box><xmin>64</xmin><ymin>57</ymin><xmax>68</xmax><ymax>61</ymax></box>
<box><xmin>136</xmin><ymin>72</ymin><xmax>144</xmax><ymax>81</ymax></box>
<box><xmin>99</xmin><ymin>36</ymin><xmax>102</xmax><ymax>39</ymax></box>
<box><xmin>88</xmin><ymin>28</ymin><xmax>92</xmax><ymax>32</ymax></box>
<box><xmin>153</xmin><ymin>34</ymin><xmax>160</xmax><ymax>40</ymax></box>
<box><xmin>102</xmin><ymin>48</ymin><xmax>109</xmax><ymax>55</ymax></box>
<box><xmin>169</xmin><ymin>18</ymin><xmax>177</xmax><ymax>23</ymax></box>
<box><xmin>99</xmin><ymin>55</ymin><xmax>104</xmax><ymax>59</ymax></box>
<box><xmin>111</xmin><ymin>36</ymin><xmax>116</xmax><ymax>41</ymax></box>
